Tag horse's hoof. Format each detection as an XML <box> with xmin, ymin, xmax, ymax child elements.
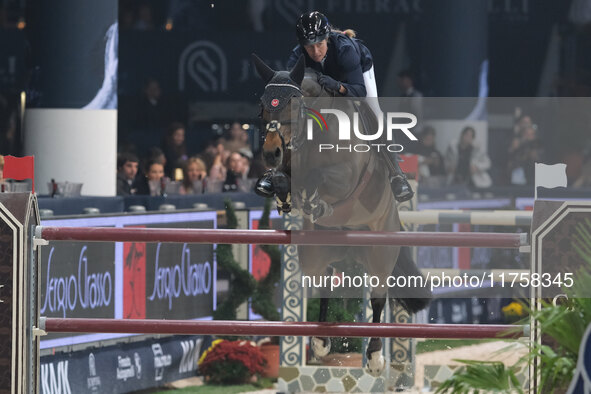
<box><xmin>281</xmin><ymin>202</ymin><xmax>292</xmax><ymax>213</ymax></box>
<box><xmin>311</xmin><ymin>337</ymin><xmax>331</xmax><ymax>358</ymax></box>
<box><xmin>311</xmin><ymin>200</ymin><xmax>333</xmax><ymax>223</ymax></box>
<box><xmin>299</xmin><ymin>188</ymin><xmax>320</xmax><ymax>216</ymax></box>
<box><xmin>275</xmin><ymin>196</ymin><xmax>292</xmax><ymax>214</ymax></box>
<box><xmin>365</xmin><ymin>351</ymin><xmax>385</xmax><ymax>377</ymax></box>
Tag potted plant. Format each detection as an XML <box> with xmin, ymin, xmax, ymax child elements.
<box><xmin>198</xmin><ymin>339</ymin><xmax>267</xmax><ymax>384</ymax></box>
<box><xmin>257</xmin><ymin>337</ymin><xmax>281</xmax><ymax>378</ymax></box>
<box><xmin>436</xmin><ymin>218</ymin><xmax>591</xmax><ymax>393</ymax></box>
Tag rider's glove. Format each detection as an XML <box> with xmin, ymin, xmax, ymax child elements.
<box><xmin>318</xmin><ymin>74</ymin><xmax>342</xmax><ymax>94</ymax></box>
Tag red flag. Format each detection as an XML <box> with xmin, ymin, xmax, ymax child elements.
<box><xmin>399</xmin><ymin>154</ymin><xmax>419</xmax><ymax>180</ymax></box>
<box><xmin>3</xmin><ymin>155</ymin><xmax>35</xmax><ymax>192</ymax></box>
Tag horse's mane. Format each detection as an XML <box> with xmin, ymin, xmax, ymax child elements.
<box><xmin>301</xmin><ymin>68</ymin><xmax>331</xmax><ymax>98</ymax></box>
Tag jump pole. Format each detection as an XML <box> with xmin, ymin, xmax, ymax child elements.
<box><xmin>399</xmin><ymin>210</ymin><xmax>533</xmax><ymax>226</ymax></box>
<box><xmin>40</xmin><ymin>318</ymin><xmax>527</xmax><ymax>339</ymax></box>
<box><xmin>36</xmin><ymin>226</ymin><xmax>528</xmax><ymax>249</ymax></box>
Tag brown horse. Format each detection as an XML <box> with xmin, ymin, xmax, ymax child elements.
<box><xmin>252</xmin><ymin>54</ymin><xmax>429</xmax><ymax>375</ymax></box>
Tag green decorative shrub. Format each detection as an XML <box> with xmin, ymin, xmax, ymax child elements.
<box><xmin>213</xmin><ymin>198</ymin><xmax>281</xmax><ymax>321</ymax></box>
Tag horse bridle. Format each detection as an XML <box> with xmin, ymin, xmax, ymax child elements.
<box><xmin>260</xmin><ymin>82</ymin><xmax>307</xmax><ymax>153</ymax></box>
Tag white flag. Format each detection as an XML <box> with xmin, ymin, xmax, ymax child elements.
<box><xmin>535</xmin><ymin>162</ymin><xmax>568</xmax><ymax>189</ymax></box>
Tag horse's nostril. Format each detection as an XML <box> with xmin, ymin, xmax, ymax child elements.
<box><xmin>275</xmin><ymin>148</ymin><xmax>281</xmax><ymax>157</ymax></box>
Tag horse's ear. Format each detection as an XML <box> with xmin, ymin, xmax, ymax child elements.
<box><xmin>289</xmin><ymin>55</ymin><xmax>305</xmax><ymax>86</ymax></box>
<box><xmin>251</xmin><ymin>53</ymin><xmax>275</xmax><ymax>84</ymax></box>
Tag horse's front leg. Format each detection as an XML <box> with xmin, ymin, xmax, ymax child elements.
<box><xmin>366</xmin><ymin>293</ymin><xmax>387</xmax><ymax>377</ymax></box>
<box><xmin>296</xmin><ymin>162</ymin><xmax>355</xmax><ymax>222</ymax></box>
<box><xmin>271</xmin><ymin>170</ymin><xmax>292</xmax><ymax>214</ymax></box>
<box><xmin>298</xmin><ymin>186</ymin><xmax>333</xmax><ymax>223</ymax></box>
<box><xmin>311</xmin><ymin>295</ymin><xmax>332</xmax><ymax>358</ymax></box>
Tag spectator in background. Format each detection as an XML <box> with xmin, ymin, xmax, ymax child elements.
<box><xmin>180</xmin><ymin>157</ymin><xmax>207</xmax><ymax>195</ymax></box>
<box><xmin>161</xmin><ymin>122</ymin><xmax>188</xmax><ymax>179</ymax></box>
<box><xmin>116</xmin><ymin>152</ymin><xmax>139</xmax><ymax>196</ymax></box>
<box><xmin>238</xmin><ymin>147</ymin><xmax>265</xmax><ymax>179</ymax></box>
<box><xmin>119</xmin><ymin>2</ymin><xmax>135</xmax><ymax>29</ymax></box>
<box><xmin>223</xmin><ymin>151</ymin><xmax>247</xmax><ymax>192</ymax></box>
<box><xmin>135</xmin><ymin>158</ymin><xmax>167</xmax><ymax>196</ymax></box>
<box><xmin>445</xmin><ymin>126</ymin><xmax>492</xmax><ymax>188</ymax></box>
<box><xmin>202</xmin><ymin>139</ymin><xmax>227</xmax><ymax>182</ymax></box>
<box><xmin>0</xmin><ymin>155</ymin><xmax>5</xmax><ymax>190</ymax></box>
<box><xmin>201</xmin><ymin>138</ymin><xmax>222</xmax><ymax>167</ymax></box>
<box><xmin>507</xmin><ymin>125</ymin><xmax>544</xmax><ymax>185</ymax></box>
<box><xmin>397</xmin><ymin>69</ymin><xmax>423</xmax><ymax>131</ymax></box>
<box><xmin>398</xmin><ymin>69</ymin><xmax>423</xmax><ymax>98</ymax></box>
<box><xmin>134</xmin><ymin>146</ymin><xmax>166</xmax><ymax>185</ymax></box>
<box><xmin>0</xmin><ymin>154</ymin><xmax>9</xmax><ymax>193</ymax></box>
<box><xmin>513</xmin><ymin>114</ymin><xmax>533</xmax><ymax>138</ymax></box>
<box><xmin>248</xmin><ymin>0</ymin><xmax>267</xmax><ymax>32</ymax></box>
<box><xmin>134</xmin><ymin>2</ymin><xmax>155</xmax><ymax>30</ymax></box>
<box><xmin>0</xmin><ymin>93</ymin><xmax>20</xmax><ymax>156</ymax></box>
<box><xmin>416</xmin><ymin>126</ymin><xmax>445</xmax><ymax>180</ymax></box>
<box><xmin>573</xmin><ymin>145</ymin><xmax>591</xmax><ymax>188</ymax></box>
<box><xmin>133</xmin><ymin>78</ymin><xmax>171</xmax><ymax>132</ymax></box>
<box><xmin>223</xmin><ymin>122</ymin><xmax>251</xmax><ymax>153</ymax></box>
<box><xmin>148</xmin><ymin>146</ymin><xmax>166</xmax><ymax>165</ymax></box>
<box><xmin>574</xmin><ymin>159</ymin><xmax>591</xmax><ymax>188</ymax></box>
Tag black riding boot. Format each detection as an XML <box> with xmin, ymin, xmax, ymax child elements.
<box><xmin>254</xmin><ymin>169</ymin><xmax>275</xmax><ymax>198</ymax></box>
<box><xmin>354</xmin><ymin>100</ymin><xmax>414</xmax><ymax>202</ymax></box>
<box><xmin>389</xmin><ymin>153</ymin><xmax>414</xmax><ymax>202</ymax></box>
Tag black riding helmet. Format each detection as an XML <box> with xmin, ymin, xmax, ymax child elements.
<box><xmin>296</xmin><ymin>11</ymin><xmax>330</xmax><ymax>46</ymax></box>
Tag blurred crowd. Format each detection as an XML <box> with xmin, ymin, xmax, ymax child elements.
<box><xmin>116</xmin><ymin>120</ymin><xmax>265</xmax><ymax>197</ymax></box>
<box><xmin>115</xmin><ymin>73</ymin><xmax>267</xmax><ymax>197</ymax></box>
<box><xmin>408</xmin><ymin>112</ymin><xmax>591</xmax><ymax>190</ymax></box>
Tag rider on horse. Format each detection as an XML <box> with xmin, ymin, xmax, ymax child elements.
<box><xmin>256</xmin><ymin>11</ymin><xmax>414</xmax><ymax>203</ymax></box>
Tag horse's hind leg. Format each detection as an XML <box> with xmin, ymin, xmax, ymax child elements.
<box><xmin>366</xmin><ymin>293</ymin><xmax>387</xmax><ymax>377</ymax></box>
<box><xmin>311</xmin><ymin>291</ymin><xmax>331</xmax><ymax>358</ymax></box>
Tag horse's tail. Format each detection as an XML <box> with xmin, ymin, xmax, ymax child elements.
<box><xmin>389</xmin><ymin>246</ymin><xmax>432</xmax><ymax>314</ymax></box>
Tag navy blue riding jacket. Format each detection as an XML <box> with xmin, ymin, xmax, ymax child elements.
<box><xmin>286</xmin><ymin>32</ymin><xmax>372</xmax><ymax>98</ymax></box>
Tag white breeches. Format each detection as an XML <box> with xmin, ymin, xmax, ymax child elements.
<box><xmin>363</xmin><ymin>65</ymin><xmax>383</xmax><ymax>121</ymax></box>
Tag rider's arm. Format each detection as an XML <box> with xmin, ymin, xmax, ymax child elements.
<box><xmin>337</xmin><ymin>45</ymin><xmax>367</xmax><ymax>97</ymax></box>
